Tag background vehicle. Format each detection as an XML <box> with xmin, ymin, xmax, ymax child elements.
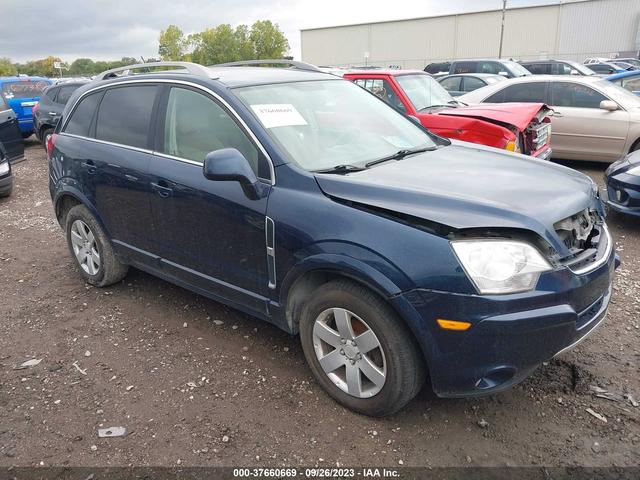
<box><xmin>520</xmin><ymin>60</ymin><xmax>596</xmax><ymax>76</ymax></box>
<box><xmin>0</xmin><ymin>92</ymin><xmax>24</xmax><ymax>163</ymax></box>
<box><xmin>437</xmin><ymin>73</ymin><xmax>507</xmax><ymax>96</ymax></box>
<box><xmin>609</xmin><ymin>58</ymin><xmax>640</xmax><ymax>69</ymax></box>
<box><xmin>344</xmin><ymin>69</ymin><xmax>551</xmax><ymax>158</ymax></box>
<box><xmin>0</xmin><ymin>144</ymin><xmax>13</xmax><ymax>197</ymax></box>
<box><xmin>606</xmin><ymin>70</ymin><xmax>640</xmax><ymax>96</ymax></box>
<box><xmin>588</xmin><ymin>62</ymin><xmax>626</xmax><ymax>75</ymax></box>
<box><xmin>610</xmin><ymin>61</ymin><xmax>637</xmax><ymax>71</ymax></box>
<box><xmin>49</xmin><ymin>61</ymin><xmax>614</xmax><ymax>416</ymax></box>
<box><xmin>424</xmin><ymin>61</ymin><xmax>451</xmax><ymax>75</ymax></box>
<box><xmin>0</xmin><ymin>76</ymin><xmax>52</xmax><ymax>138</ymax></box>
<box><xmin>584</xmin><ymin>57</ymin><xmax>611</xmax><ymax>65</ymax></box>
<box><xmin>448</xmin><ymin>59</ymin><xmax>531</xmax><ymax>78</ymax></box>
<box><xmin>460</xmin><ymin>75</ymin><xmax>640</xmax><ymax>162</ymax></box>
<box><xmin>604</xmin><ymin>151</ymin><xmax>640</xmax><ymax>217</ymax></box>
<box><xmin>33</xmin><ymin>81</ymin><xmax>88</xmax><ymax>146</ymax></box>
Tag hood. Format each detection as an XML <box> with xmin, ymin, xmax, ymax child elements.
<box><xmin>314</xmin><ymin>142</ymin><xmax>600</xmax><ymax>256</ymax></box>
<box><xmin>436</xmin><ymin>103</ymin><xmax>549</xmax><ymax>131</ymax></box>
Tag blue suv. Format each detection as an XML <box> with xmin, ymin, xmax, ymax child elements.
<box><xmin>48</xmin><ymin>61</ymin><xmax>617</xmax><ymax>416</ymax></box>
<box><xmin>0</xmin><ymin>76</ymin><xmax>52</xmax><ymax>137</ymax></box>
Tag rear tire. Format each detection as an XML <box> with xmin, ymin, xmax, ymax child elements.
<box><xmin>299</xmin><ymin>279</ymin><xmax>426</xmax><ymax>416</ymax></box>
<box><xmin>65</xmin><ymin>205</ymin><xmax>128</xmax><ymax>287</ymax></box>
<box><xmin>40</xmin><ymin>127</ymin><xmax>54</xmax><ymax>148</ymax></box>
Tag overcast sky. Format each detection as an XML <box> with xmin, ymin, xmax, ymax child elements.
<box><xmin>0</xmin><ymin>0</ymin><xmax>562</xmax><ymax>63</ymax></box>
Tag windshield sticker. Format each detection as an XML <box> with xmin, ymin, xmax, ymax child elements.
<box><xmin>251</xmin><ymin>104</ymin><xmax>307</xmax><ymax>128</ymax></box>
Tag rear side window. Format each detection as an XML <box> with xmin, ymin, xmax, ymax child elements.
<box><xmin>452</xmin><ymin>62</ymin><xmax>477</xmax><ymax>74</ymax></box>
<box><xmin>95</xmin><ymin>86</ymin><xmax>157</xmax><ymax>149</ymax></box>
<box><xmin>56</xmin><ymin>85</ymin><xmax>80</xmax><ymax>105</ymax></box>
<box><xmin>354</xmin><ymin>78</ymin><xmax>404</xmax><ymax>111</ymax></box>
<box><xmin>550</xmin><ymin>82</ymin><xmax>607</xmax><ymax>108</ymax></box>
<box><xmin>486</xmin><ymin>82</ymin><xmax>547</xmax><ymax>103</ymax></box>
<box><xmin>463</xmin><ymin>76</ymin><xmax>486</xmax><ymax>92</ymax></box>
<box><xmin>45</xmin><ymin>87</ymin><xmax>60</xmax><ymax>101</ymax></box>
<box><xmin>439</xmin><ymin>76</ymin><xmax>461</xmax><ymax>91</ymax></box>
<box><xmin>64</xmin><ymin>92</ymin><xmax>103</xmax><ymax>137</ymax></box>
<box><xmin>524</xmin><ymin>63</ymin><xmax>550</xmax><ymax>75</ymax></box>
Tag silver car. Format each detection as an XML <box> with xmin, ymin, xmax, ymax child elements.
<box><xmin>460</xmin><ymin>75</ymin><xmax>640</xmax><ymax>162</ymax></box>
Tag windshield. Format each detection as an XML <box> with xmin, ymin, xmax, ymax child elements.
<box><xmin>395</xmin><ymin>74</ymin><xmax>455</xmax><ymax>111</ymax></box>
<box><xmin>566</xmin><ymin>61</ymin><xmax>596</xmax><ymax>76</ymax></box>
<box><xmin>503</xmin><ymin>61</ymin><xmax>531</xmax><ymax>76</ymax></box>
<box><xmin>594</xmin><ymin>79</ymin><xmax>640</xmax><ymax>108</ymax></box>
<box><xmin>235</xmin><ymin>80</ymin><xmax>435</xmax><ymax>171</ymax></box>
<box><xmin>2</xmin><ymin>80</ymin><xmax>50</xmax><ymax>99</ymax></box>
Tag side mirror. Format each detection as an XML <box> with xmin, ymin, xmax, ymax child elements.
<box><xmin>570</xmin><ymin>69</ymin><xmax>579</xmax><ymax>75</ymax></box>
<box><xmin>203</xmin><ymin>148</ymin><xmax>263</xmax><ymax>199</ymax></box>
<box><xmin>600</xmin><ymin>100</ymin><xmax>619</xmax><ymax>112</ymax></box>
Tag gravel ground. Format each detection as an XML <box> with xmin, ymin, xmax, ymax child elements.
<box><xmin>0</xmin><ymin>140</ymin><xmax>639</xmax><ymax>468</ymax></box>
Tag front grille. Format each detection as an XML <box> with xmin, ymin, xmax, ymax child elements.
<box><xmin>556</xmin><ymin>210</ymin><xmax>611</xmax><ymax>274</ymax></box>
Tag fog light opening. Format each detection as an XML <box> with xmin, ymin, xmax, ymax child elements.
<box><xmin>475</xmin><ymin>367</ymin><xmax>517</xmax><ymax>390</ymax></box>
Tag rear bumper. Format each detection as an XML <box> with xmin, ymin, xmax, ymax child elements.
<box><xmin>394</xmin><ymin>247</ymin><xmax>617</xmax><ymax>398</ymax></box>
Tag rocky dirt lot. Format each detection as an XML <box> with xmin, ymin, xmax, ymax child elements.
<box><xmin>0</xmin><ymin>141</ymin><xmax>639</xmax><ymax>468</ymax></box>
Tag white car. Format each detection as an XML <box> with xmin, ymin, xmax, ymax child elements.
<box><xmin>459</xmin><ymin>75</ymin><xmax>640</xmax><ymax>162</ymax></box>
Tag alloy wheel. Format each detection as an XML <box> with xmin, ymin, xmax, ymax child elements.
<box><xmin>312</xmin><ymin>308</ymin><xmax>387</xmax><ymax>398</ymax></box>
<box><xmin>70</xmin><ymin>219</ymin><xmax>101</xmax><ymax>275</ymax></box>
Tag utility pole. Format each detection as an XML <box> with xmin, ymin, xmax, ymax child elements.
<box><xmin>498</xmin><ymin>0</ymin><xmax>507</xmax><ymax>58</ymax></box>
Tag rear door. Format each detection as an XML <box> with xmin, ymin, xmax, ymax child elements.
<box><xmin>0</xmin><ymin>94</ymin><xmax>24</xmax><ymax>162</ymax></box>
<box><xmin>58</xmin><ymin>84</ymin><xmax>159</xmax><ymax>261</ymax></box>
<box><xmin>147</xmin><ymin>84</ymin><xmax>273</xmax><ymax>313</ymax></box>
<box><xmin>548</xmin><ymin>81</ymin><xmax>629</xmax><ymax>161</ymax></box>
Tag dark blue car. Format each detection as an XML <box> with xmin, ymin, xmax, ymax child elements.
<box><xmin>0</xmin><ymin>76</ymin><xmax>52</xmax><ymax>137</ymax></box>
<box><xmin>604</xmin><ymin>151</ymin><xmax>640</xmax><ymax>217</ymax></box>
<box><xmin>48</xmin><ymin>61</ymin><xmax>617</xmax><ymax>416</ymax></box>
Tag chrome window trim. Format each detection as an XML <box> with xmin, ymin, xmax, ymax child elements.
<box><xmin>61</xmin><ymin>78</ymin><xmax>275</xmax><ymax>185</ymax></box>
<box><xmin>58</xmin><ymin>132</ymin><xmax>154</xmax><ymax>155</ymax></box>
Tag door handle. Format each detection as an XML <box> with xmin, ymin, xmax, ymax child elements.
<box><xmin>81</xmin><ymin>160</ymin><xmax>97</xmax><ymax>174</ymax></box>
<box><xmin>553</xmin><ymin>111</ymin><xmax>563</xmax><ymax>118</ymax></box>
<box><xmin>151</xmin><ymin>182</ymin><xmax>173</xmax><ymax>198</ymax></box>
<box><xmin>48</xmin><ymin>112</ymin><xmax>58</xmax><ymax>116</ymax></box>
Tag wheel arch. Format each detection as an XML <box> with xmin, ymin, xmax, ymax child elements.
<box><xmin>279</xmin><ymin>253</ymin><xmax>407</xmax><ymax>335</ymax></box>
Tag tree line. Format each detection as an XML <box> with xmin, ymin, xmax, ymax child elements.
<box><xmin>0</xmin><ymin>19</ymin><xmax>289</xmax><ymax>78</ymax></box>
<box><xmin>158</xmin><ymin>20</ymin><xmax>289</xmax><ymax>64</ymax></box>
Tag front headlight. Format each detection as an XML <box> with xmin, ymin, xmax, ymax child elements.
<box><xmin>451</xmin><ymin>239</ymin><xmax>552</xmax><ymax>294</ymax></box>
<box><xmin>0</xmin><ymin>161</ymin><xmax>9</xmax><ymax>176</ymax></box>
<box><xmin>628</xmin><ymin>165</ymin><xmax>640</xmax><ymax>176</ymax></box>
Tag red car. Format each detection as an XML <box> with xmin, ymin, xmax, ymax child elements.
<box><xmin>343</xmin><ymin>70</ymin><xmax>552</xmax><ymax>159</ymax></box>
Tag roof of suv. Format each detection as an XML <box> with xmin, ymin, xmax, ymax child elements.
<box><xmin>208</xmin><ymin>66</ymin><xmax>335</xmax><ymax>87</ymax></box>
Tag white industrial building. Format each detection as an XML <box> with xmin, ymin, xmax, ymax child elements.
<box><xmin>300</xmin><ymin>0</ymin><xmax>640</xmax><ymax>69</ymax></box>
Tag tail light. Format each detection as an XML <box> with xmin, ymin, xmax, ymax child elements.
<box><xmin>46</xmin><ymin>133</ymin><xmax>57</xmax><ymax>160</ymax></box>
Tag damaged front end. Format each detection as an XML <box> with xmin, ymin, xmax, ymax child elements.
<box><xmin>554</xmin><ymin>209</ymin><xmax>612</xmax><ymax>274</ymax></box>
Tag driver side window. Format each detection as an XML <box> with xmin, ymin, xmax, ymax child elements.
<box><xmin>163</xmin><ymin>87</ymin><xmax>270</xmax><ymax>180</ymax></box>
<box><xmin>355</xmin><ymin>78</ymin><xmax>405</xmax><ymax>112</ymax></box>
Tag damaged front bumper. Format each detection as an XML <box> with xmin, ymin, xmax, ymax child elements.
<box><xmin>390</xmin><ymin>244</ymin><xmax>618</xmax><ymax>398</ymax></box>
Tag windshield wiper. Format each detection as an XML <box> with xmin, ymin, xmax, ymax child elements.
<box><xmin>419</xmin><ymin>104</ymin><xmax>449</xmax><ymax>111</ymax></box>
<box><xmin>365</xmin><ymin>146</ymin><xmax>437</xmax><ymax>168</ymax></box>
<box><xmin>314</xmin><ymin>164</ymin><xmax>366</xmax><ymax>174</ymax></box>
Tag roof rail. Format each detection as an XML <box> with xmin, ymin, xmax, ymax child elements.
<box><xmin>95</xmin><ymin>61</ymin><xmax>215</xmax><ymax>81</ymax></box>
<box><xmin>212</xmin><ymin>59</ymin><xmax>321</xmax><ymax>72</ymax></box>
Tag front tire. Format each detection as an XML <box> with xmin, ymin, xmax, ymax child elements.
<box><xmin>65</xmin><ymin>205</ymin><xmax>128</xmax><ymax>287</ymax></box>
<box><xmin>300</xmin><ymin>279</ymin><xmax>426</xmax><ymax>416</ymax></box>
